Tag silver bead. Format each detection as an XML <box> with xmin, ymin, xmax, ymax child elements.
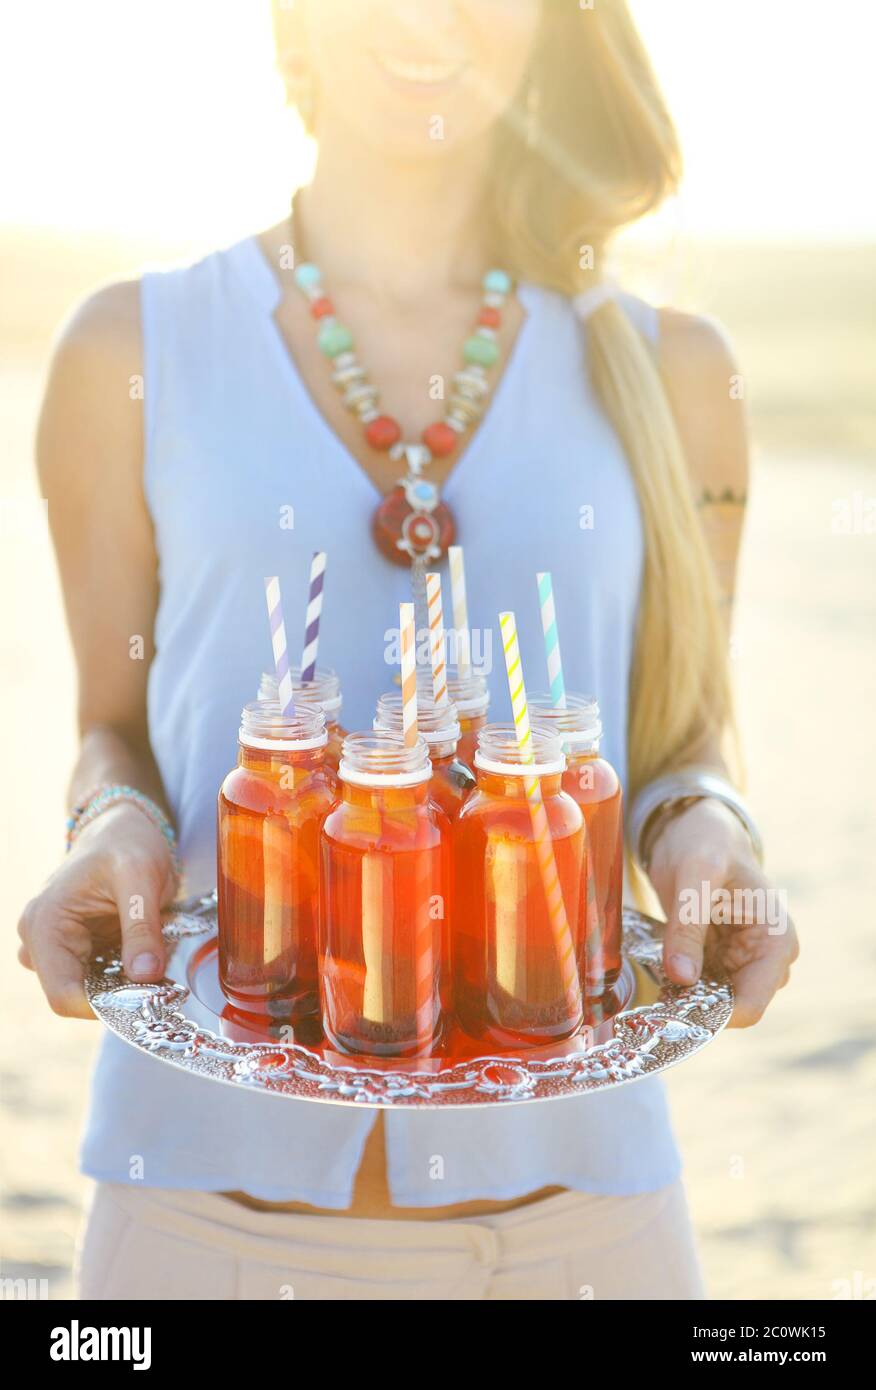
<box><xmin>333</xmin><ymin>351</ymin><xmax>357</xmax><ymax>370</ymax></box>
<box><xmin>474</xmin><ymin>325</ymin><xmax>498</xmax><ymax>342</ymax></box>
<box><xmin>444</xmin><ymin>414</ymin><xmax>468</xmax><ymax>434</ymax></box>
<box><xmin>448</xmin><ymin>395</ymin><xmax>482</xmax><ymax>425</ymax></box>
<box><xmin>453</xmin><ymin>370</ymin><xmax>490</xmax><ymax>400</ymax></box>
<box><xmin>343</xmin><ymin>383</ymin><xmax>379</xmax><ymax>411</ymax></box>
<box><xmin>483</xmin><ymin>292</ymin><xmax>505</xmax><ymax>309</ymax></box>
<box><xmin>358</xmin><ymin>406</ymin><xmax>380</xmax><ymax>424</ymax></box>
<box><xmin>332</xmin><ymin>363</ymin><xmax>368</xmax><ymax>388</ymax></box>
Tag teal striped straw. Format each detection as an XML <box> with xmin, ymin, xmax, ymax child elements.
<box><xmin>537</xmin><ymin>571</ymin><xmax>566</xmax><ymax>709</ymax></box>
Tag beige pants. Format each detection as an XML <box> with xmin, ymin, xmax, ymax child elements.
<box><xmin>76</xmin><ymin>1180</ymin><xmax>705</xmax><ymax>1301</ymax></box>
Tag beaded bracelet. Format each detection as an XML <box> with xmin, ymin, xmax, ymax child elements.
<box><xmin>66</xmin><ymin>784</ymin><xmax>182</xmax><ymax>888</ymax></box>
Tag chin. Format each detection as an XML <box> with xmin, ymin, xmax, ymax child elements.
<box><xmin>329</xmin><ymin>85</ymin><xmax>501</xmax><ymax>159</ymax></box>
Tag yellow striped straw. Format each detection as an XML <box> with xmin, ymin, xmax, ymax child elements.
<box><xmin>399</xmin><ymin>602</ymin><xmax>419</xmax><ymax>748</ymax></box>
<box><xmin>426</xmin><ymin>572</ymin><xmax>449</xmax><ymax>710</ymax></box>
<box><xmin>499</xmin><ymin>611</ymin><xmax>583</xmax><ymax>1020</ymax></box>
<box><xmin>448</xmin><ymin>545</ymin><xmax>472</xmax><ymax>678</ymax></box>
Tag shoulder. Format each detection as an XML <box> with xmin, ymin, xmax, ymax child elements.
<box><xmin>657</xmin><ymin>307</ymin><xmax>739</xmax><ymax>392</ymax></box>
<box><xmin>38</xmin><ymin>281</ymin><xmax>144</xmax><ymax>491</ymax></box>
<box><xmin>656</xmin><ymin>308</ymin><xmax>749</xmax><ymax>498</ymax></box>
<box><xmin>49</xmin><ymin>278</ymin><xmax>143</xmax><ymax>381</ymax></box>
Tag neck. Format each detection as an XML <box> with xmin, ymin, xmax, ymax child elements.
<box><xmin>295</xmin><ymin>122</ymin><xmax>494</xmax><ymax>303</ymax></box>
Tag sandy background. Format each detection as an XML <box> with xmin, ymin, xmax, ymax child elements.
<box><xmin>1</xmin><ymin>231</ymin><xmax>874</xmax><ymax>1299</ymax></box>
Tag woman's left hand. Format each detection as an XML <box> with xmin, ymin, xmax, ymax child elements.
<box><xmin>647</xmin><ymin>798</ymin><xmax>799</xmax><ymax>1027</ymax></box>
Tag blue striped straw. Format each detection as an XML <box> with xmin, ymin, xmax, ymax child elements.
<box><xmin>537</xmin><ymin>571</ymin><xmax>566</xmax><ymax>709</ymax></box>
<box><xmin>264</xmin><ymin>576</ymin><xmax>295</xmax><ymax>716</ymax></box>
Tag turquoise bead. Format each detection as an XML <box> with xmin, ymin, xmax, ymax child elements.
<box><xmin>483</xmin><ymin>268</ymin><xmax>511</xmax><ymax>295</ymax></box>
<box><xmin>463</xmin><ymin>334</ymin><xmax>500</xmax><ymax>368</ymax></box>
<box><xmin>294</xmin><ymin>262</ymin><xmax>322</xmax><ymax>290</ymax></box>
<box><xmin>318</xmin><ymin>321</ymin><xmax>354</xmax><ymax>358</ymax></box>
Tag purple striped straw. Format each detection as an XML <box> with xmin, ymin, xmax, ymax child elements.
<box><xmin>301</xmin><ymin>550</ymin><xmax>327</xmax><ymax>683</ymax></box>
<box><xmin>264</xmin><ymin>576</ymin><xmax>295</xmax><ymax>716</ymax></box>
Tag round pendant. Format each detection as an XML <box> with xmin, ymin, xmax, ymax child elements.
<box><xmin>372</xmin><ymin>485</ymin><xmax>456</xmax><ymax>567</ymax></box>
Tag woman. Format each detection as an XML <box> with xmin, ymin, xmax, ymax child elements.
<box><xmin>21</xmin><ymin>0</ymin><xmax>797</xmax><ymax>1300</ymax></box>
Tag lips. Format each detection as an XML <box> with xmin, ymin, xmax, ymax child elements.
<box><xmin>371</xmin><ymin>50</ymin><xmax>468</xmax><ymax>88</ymax></box>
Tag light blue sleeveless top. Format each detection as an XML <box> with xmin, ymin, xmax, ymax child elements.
<box><xmin>79</xmin><ymin>237</ymin><xmax>681</xmax><ymax>1204</ymax></box>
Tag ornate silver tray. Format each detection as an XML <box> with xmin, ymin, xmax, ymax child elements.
<box><xmin>85</xmin><ymin>895</ymin><xmax>732</xmax><ymax>1107</ymax></box>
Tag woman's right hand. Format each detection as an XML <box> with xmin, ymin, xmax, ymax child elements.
<box><xmin>17</xmin><ymin>804</ymin><xmax>177</xmax><ymax>1019</ymax></box>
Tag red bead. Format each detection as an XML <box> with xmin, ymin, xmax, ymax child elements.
<box><xmin>310</xmin><ymin>296</ymin><xmax>335</xmax><ymax>319</ymax></box>
<box><xmin>365</xmin><ymin>415</ymin><xmax>402</xmax><ymax>451</ymax></box>
<box><xmin>477</xmin><ymin>306</ymin><xmax>501</xmax><ymax>329</ymax></box>
<box><xmin>422</xmin><ymin>421</ymin><xmax>457</xmax><ymax>457</ymax></box>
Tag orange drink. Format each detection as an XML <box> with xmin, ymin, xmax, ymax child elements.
<box><xmin>320</xmin><ymin>731</ymin><xmax>449</xmax><ymax>1057</ymax></box>
<box><xmin>217</xmin><ymin>702</ymin><xmax>335</xmax><ymax>1023</ymax></box>
<box><xmin>454</xmin><ymin>724</ymin><xmax>586</xmax><ymax>1045</ymax></box>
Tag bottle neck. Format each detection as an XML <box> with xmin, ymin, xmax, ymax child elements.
<box><xmin>564</xmin><ymin>738</ymin><xmax>601</xmax><ymax>761</ymax></box>
<box><xmin>238</xmin><ymin>743</ymin><xmax>326</xmax><ymax>778</ymax></box>
<box><xmin>477</xmin><ymin>768</ymin><xmax>563</xmax><ymax>799</ymax></box>
<box><xmin>428</xmin><ymin>741</ymin><xmax>457</xmax><ymax>763</ymax></box>
<box><xmin>342</xmin><ymin>780</ymin><xmax>431</xmax><ymax>810</ymax></box>
<box><xmin>458</xmin><ymin>708</ymin><xmax>488</xmax><ymax>733</ymax></box>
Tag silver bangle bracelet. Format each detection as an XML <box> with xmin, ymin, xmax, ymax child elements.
<box><xmin>628</xmin><ymin>766</ymin><xmax>763</xmax><ymax>875</ymax></box>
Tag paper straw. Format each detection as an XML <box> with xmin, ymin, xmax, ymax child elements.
<box><xmin>499</xmin><ymin>611</ymin><xmax>582</xmax><ymax>1019</ymax></box>
<box><xmin>425</xmin><ymin>572</ymin><xmax>449</xmax><ymax>710</ymax></box>
<box><xmin>301</xmin><ymin>550</ymin><xmax>326</xmax><ymax>682</ymax></box>
<box><xmin>448</xmin><ymin>545</ymin><xmax>472</xmax><ymax>678</ymax></box>
<box><xmin>264</xmin><ymin>576</ymin><xmax>295</xmax><ymax>716</ymax></box>
<box><xmin>537</xmin><ymin>571</ymin><xmax>566</xmax><ymax>709</ymax></box>
<box><xmin>399</xmin><ymin>602</ymin><xmax>418</xmax><ymax>748</ymax></box>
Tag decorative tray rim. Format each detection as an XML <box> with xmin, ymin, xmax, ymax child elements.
<box><xmin>84</xmin><ymin>895</ymin><xmax>733</xmax><ymax>1108</ymax></box>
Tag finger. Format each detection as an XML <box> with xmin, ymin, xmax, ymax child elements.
<box><xmin>662</xmin><ymin>857</ymin><xmax>713</xmax><ymax>985</ymax></box>
<box><xmin>18</xmin><ymin>940</ymin><xmax>34</xmax><ymax>970</ymax></box>
<box><xmin>24</xmin><ymin>906</ymin><xmax>95</xmax><ymax>1019</ymax></box>
<box><xmin>113</xmin><ymin>858</ymin><xmax>168</xmax><ymax>982</ymax></box>
<box><xmin>728</xmin><ymin>950</ymin><xmax>789</xmax><ymax>1028</ymax></box>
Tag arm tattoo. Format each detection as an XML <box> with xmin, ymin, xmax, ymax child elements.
<box><xmin>697</xmin><ymin>486</ymin><xmax>747</xmax><ymax>509</ymax></box>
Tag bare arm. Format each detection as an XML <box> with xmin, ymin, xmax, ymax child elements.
<box><xmin>649</xmin><ymin>310</ymin><xmax>798</xmax><ymax>1023</ymax></box>
<box><xmin>19</xmin><ymin>282</ymin><xmax>175</xmax><ymax>1017</ymax></box>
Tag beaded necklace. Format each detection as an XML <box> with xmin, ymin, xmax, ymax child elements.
<box><xmin>290</xmin><ymin>238</ymin><xmax>512</xmax><ymax>576</ymax></box>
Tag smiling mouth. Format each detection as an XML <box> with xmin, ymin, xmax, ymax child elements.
<box><xmin>371</xmin><ymin>51</ymin><xmax>468</xmax><ymax>87</ymax></box>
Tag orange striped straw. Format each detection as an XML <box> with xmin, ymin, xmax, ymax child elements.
<box><xmin>399</xmin><ymin>602</ymin><xmax>418</xmax><ymax>748</ymax></box>
<box><xmin>499</xmin><ymin>610</ymin><xmax>583</xmax><ymax>1021</ymax></box>
<box><xmin>425</xmin><ymin>572</ymin><xmax>449</xmax><ymax>710</ymax></box>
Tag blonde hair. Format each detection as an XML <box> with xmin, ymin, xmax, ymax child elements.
<box><xmin>486</xmin><ymin>0</ymin><xmax>732</xmax><ymax>800</ymax></box>
<box><xmin>276</xmin><ymin>0</ymin><xmax>733</xmax><ymax>802</ymax></box>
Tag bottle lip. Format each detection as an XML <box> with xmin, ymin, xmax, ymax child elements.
<box><xmin>374</xmin><ymin>692</ymin><xmax>461</xmax><ymax>746</ymax></box>
<box><xmin>239</xmin><ymin>700</ymin><xmax>328</xmax><ymax>751</ymax></box>
<box><xmin>474</xmin><ymin>722</ymin><xmax>566</xmax><ymax>777</ymax></box>
<box><xmin>339</xmin><ymin>730</ymin><xmax>432</xmax><ymax>788</ymax></box>
<box><xmin>258</xmin><ymin>667</ymin><xmax>343</xmax><ymax>716</ymax></box>
<box><xmin>529</xmin><ymin>691</ymin><xmax>603</xmax><ymax>745</ymax></box>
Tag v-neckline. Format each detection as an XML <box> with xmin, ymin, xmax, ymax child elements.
<box><xmin>230</xmin><ymin>234</ymin><xmax>539</xmax><ymax>505</ymax></box>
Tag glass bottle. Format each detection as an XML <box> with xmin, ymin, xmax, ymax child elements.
<box><xmin>320</xmin><ymin>731</ymin><xmax>449</xmax><ymax>1057</ymax></box>
<box><xmin>454</xmin><ymin>724</ymin><xmax>586</xmax><ymax>1046</ymax></box>
<box><xmin>217</xmin><ymin>702</ymin><xmax>335</xmax><ymax>1025</ymax></box>
<box><xmin>258</xmin><ymin>665</ymin><xmax>346</xmax><ymax>771</ymax></box>
<box><xmin>374</xmin><ymin>690</ymin><xmax>475</xmax><ymax>821</ymax></box>
<box><xmin>530</xmin><ymin>694</ymin><xmax>623</xmax><ymax>991</ymax></box>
